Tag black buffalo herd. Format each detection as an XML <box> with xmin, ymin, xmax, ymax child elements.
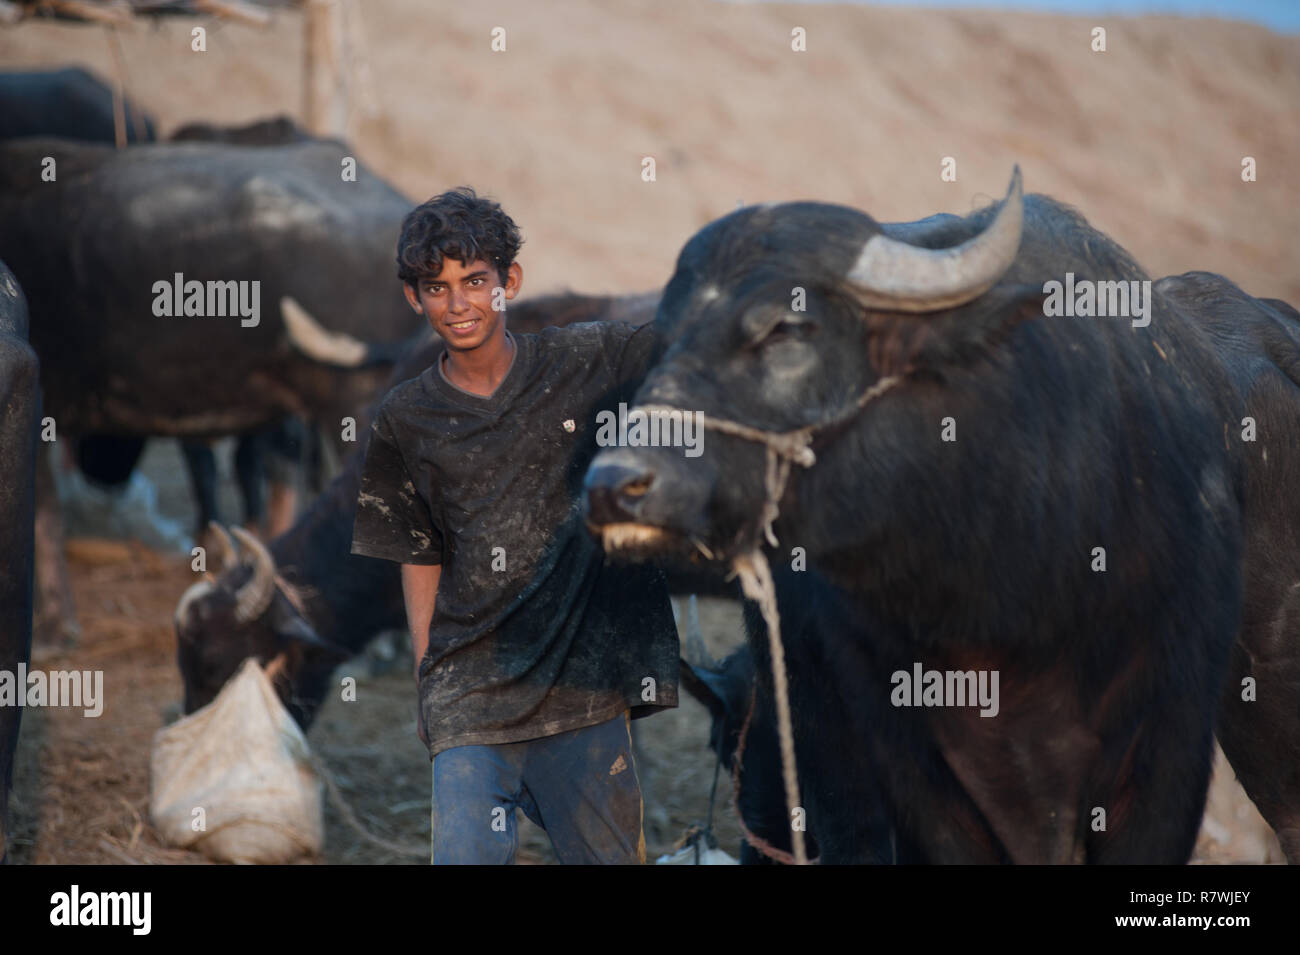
<box><xmin>1</xmin><ymin>67</ymin><xmax>1296</xmax><ymax>865</ymax></box>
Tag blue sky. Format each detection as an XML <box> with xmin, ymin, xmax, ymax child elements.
<box><xmin>738</xmin><ymin>0</ymin><xmax>1300</xmax><ymax>33</ymax></box>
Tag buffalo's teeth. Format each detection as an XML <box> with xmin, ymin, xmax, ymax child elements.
<box><xmin>600</xmin><ymin>522</ymin><xmax>668</xmax><ymax>551</ymax></box>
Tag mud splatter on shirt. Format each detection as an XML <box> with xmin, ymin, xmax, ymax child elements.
<box><xmin>351</xmin><ymin>322</ymin><xmax>679</xmax><ymax>757</ymax></box>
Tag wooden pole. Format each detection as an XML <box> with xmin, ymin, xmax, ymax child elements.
<box><xmin>302</xmin><ymin>0</ymin><xmax>318</xmax><ymax>132</ymax></box>
<box><xmin>341</xmin><ymin>0</ymin><xmax>378</xmax><ymax>120</ymax></box>
<box><xmin>106</xmin><ymin>25</ymin><xmax>127</xmax><ymax>148</ymax></box>
<box><xmin>302</xmin><ymin>0</ymin><xmax>346</xmax><ymax>138</ymax></box>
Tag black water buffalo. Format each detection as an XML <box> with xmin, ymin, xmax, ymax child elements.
<box><xmin>0</xmin><ymin>69</ymin><xmax>161</xmax><ymax>645</ymax></box>
<box><xmin>0</xmin><ymin>136</ymin><xmax>420</xmax><ymax>438</ymax></box>
<box><xmin>0</xmin><ymin>83</ymin><xmax>319</xmax><ymax>544</ymax></box>
<box><xmin>0</xmin><ymin>260</ymin><xmax>39</xmax><ymax>862</ymax></box>
<box><xmin>0</xmin><ymin>135</ymin><xmax>422</xmax><ymax>640</ymax></box>
<box><xmin>585</xmin><ymin>169</ymin><xmax>1300</xmax><ymax>863</ymax></box>
<box><xmin>174</xmin><ymin>291</ymin><xmax>667</xmax><ymax>727</ymax></box>
<box><xmin>0</xmin><ymin>67</ymin><xmax>155</xmax><ymax>143</ymax></box>
<box><xmin>1153</xmin><ymin>270</ymin><xmax>1300</xmax><ymax>862</ymax></box>
<box><xmin>167</xmin><ymin>116</ymin><xmax>327</xmax><ymax>541</ymax></box>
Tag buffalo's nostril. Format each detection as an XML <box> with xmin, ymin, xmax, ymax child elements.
<box><xmin>584</xmin><ymin>461</ymin><xmax>656</xmax><ymax>525</ymax></box>
<box><xmin>621</xmin><ymin>475</ymin><xmax>652</xmax><ymax>497</ymax></box>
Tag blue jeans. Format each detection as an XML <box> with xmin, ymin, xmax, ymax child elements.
<box><xmin>430</xmin><ymin>711</ymin><xmax>645</xmax><ymax>865</ymax></box>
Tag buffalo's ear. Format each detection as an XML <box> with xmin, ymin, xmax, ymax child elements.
<box><xmin>269</xmin><ymin>597</ymin><xmax>352</xmax><ymax>661</ymax></box>
<box><xmin>865</xmin><ymin>283</ymin><xmax>1047</xmax><ymax>378</ymax></box>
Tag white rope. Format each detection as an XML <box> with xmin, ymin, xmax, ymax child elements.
<box><xmin>733</xmin><ymin>550</ymin><xmax>808</xmax><ymax>864</ymax></box>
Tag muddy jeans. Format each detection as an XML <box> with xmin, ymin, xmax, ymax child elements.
<box><xmin>430</xmin><ymin>710</ymin><xmax>645</xmax><ymax>865</ymax></box>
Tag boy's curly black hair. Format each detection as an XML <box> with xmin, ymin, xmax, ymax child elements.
<box><xmin>396</xmin><ymin>186</ymin><xmax>523</xmax><ymax>287</ymax></box>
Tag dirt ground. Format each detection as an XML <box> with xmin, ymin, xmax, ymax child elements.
<box><xmin>1</xmin><ymin>0</ymin><xmax>1294</xmax><ymax>864</ymax></box>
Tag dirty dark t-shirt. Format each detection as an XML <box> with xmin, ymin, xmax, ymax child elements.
<box><xmin>350</xmin><ymin>321</ymin><xmax>679</xmax><ymax>757</ymax></box>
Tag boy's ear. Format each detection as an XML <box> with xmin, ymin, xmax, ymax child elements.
<box><xmin>503</xmin><ymin>261</ymin><xmax>523</xmax><ymax>300</ymax></box>
<box><xmin>403</xmin><ymin>282</ymin><xmax>423</xmax><ymax>315</ymax></box>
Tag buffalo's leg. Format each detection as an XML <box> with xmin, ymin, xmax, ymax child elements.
<box><xmin>179</xmin><ymin>439</ymin><xmax>221</xmax><ymax>535</ymax></box>
<box><xmin>233</xmin><ymin>431</ymin><xmax>267</xmax><ymax>531</ymax></box>
<box><xmin>264</xmin><ymin>418</ymin><xmax>305</xmax><ymax>536</ymax></box>
<box><xmin>1087</xmin><ymin>665</ymin><xmax>1224</xmax><ymax>863</ymax></box>
<box><xmin>1218</xmin><ymin>581</ymin><xmax>1300</xmax><ymax>864</ymax></box>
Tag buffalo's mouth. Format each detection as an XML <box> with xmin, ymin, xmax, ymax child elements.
<box><xmin>591</xmin><ymin>518</ymin><xmax>741</xmax><ymax>570</ymax></box>
<box><xmin>584</xmin><ymin>448</ymin><xmax>742</xmax><ymax>565</ymax></box>
<box><xmin>595</xmin><ymin>520</ymin><xmax>679</xmax><ymax>557</ymax></box>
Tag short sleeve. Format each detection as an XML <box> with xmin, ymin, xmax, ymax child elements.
<box><xmin>350</xmin><ymin>407</ymin><xmax>443</xmax><ymax>565</ymax></box>
<box><xmin>605</xmin><ymin>321</ymin><xmax>663</xmax><ymax>390</ymax></box>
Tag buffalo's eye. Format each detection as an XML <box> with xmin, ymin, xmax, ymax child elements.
<box><xmin>755</xmin><ymin>315</ymin><xmax>815</xmax><ymax>347</ymax></box>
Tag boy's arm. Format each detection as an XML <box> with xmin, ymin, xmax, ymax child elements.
<box><xmin>350</xmin><ymin>403</ymin><xmax>445</xmax><ymax>747</ymax></box>
<box><xmin>402</xmin><ymin>562</ymin><xmax>441</xmax><ymax>680</ymax></box>
<box><xmin>404</xmin><ymin>562</ymin><xmax>440</xmax><ymax>748</ymax></box>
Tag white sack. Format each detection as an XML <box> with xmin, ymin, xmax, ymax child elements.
<box><xmin>150</xmin><ymin>658</ymin><xmax>323</xmax><ymax>863</ymax></box>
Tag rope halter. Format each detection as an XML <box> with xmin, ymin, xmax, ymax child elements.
<box><xmin>633</xmin><ymin>371</ymin><xmax>902</xmax><ymax>549</ymax></box>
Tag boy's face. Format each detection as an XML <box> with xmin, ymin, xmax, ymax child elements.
<box><xmin>404</xmin><ymin>257</ymin><xmax>523</xmax><ymax>352</ymax></box>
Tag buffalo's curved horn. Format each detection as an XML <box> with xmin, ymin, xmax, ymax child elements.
<box><xmin>844</xmin><ymin>166</ymin><xmax>1023</xmax><ymax>313</ymax></box>
<box><xmin>207</xmin><ymin>521</ymin><xmax>238</xmax><ymax>574</ymax></box>
<box><xmin>281</xmin><ymin>296</ymin><xmax>367</xmax><ymax>367</ymax></box>
<box><xmin>230</xmin><ymin>526</ymin><xmax>277</xmax><ymax>623</ymax></box>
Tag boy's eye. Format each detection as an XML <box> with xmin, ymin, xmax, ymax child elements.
<box><xmin>468</xmin><ymin>277</ymin><xmax>484</xmax><ymax>287</ymax></box>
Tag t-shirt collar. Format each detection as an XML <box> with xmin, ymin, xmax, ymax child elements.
<box><xmin>433</xmin><ymin>331</ymin><xmax>522</xmax><ymax>406</ymax></box>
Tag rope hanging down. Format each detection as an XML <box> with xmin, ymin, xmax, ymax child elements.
<box><xmin>633</xmin><ymin>372</ymin><xmax>903</xmax><ymax>866</ymax></box>
<box><xmin>733</xmin><ymin>549</ymin><xmax>807</xmax><ymax>863</ymax></box>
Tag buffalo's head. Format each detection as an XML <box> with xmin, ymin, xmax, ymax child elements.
<box><xmin>584</xmin><ymin>168</ymin><xmax>1041</xmax><ymax>568</ymax></box>
<box><xmin>174</xmin><ymin>524</ymin><xmax>349</xmax><ymax>727</ymax></box>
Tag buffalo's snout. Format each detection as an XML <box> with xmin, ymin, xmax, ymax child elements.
<box><xmin>583</xmin><ymin>451</ymin><xmax>657</xmax><ymax>526</ymax></box>
<box><xmin>584</xmin><ymin>443</ymin><xmax>727</xmax><ymax>560</ymax></box>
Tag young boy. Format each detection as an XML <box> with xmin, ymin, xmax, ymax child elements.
<box><xmin>350</xmin><ymin>187</ymin><xmax>679</xmax><ymax>864</ymax></box>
